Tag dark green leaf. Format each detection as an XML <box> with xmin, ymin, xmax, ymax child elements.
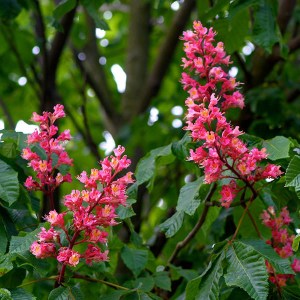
<box><xmin>242</xmin><ymin>239</ymin><xmax>294</xmax><ymax>274</ymax></box>
<box><xmin>224</xmin><ymin>241</ymin><xmax>268</xmax><ymax>300</ymax></box>
<box><xmin>282</xmin><ymin>286</ymin><xmax>300</xmax><ymax>300</ymax></box>
<box><xmin>285</xmin><ymin>155</ymin><xmax>300</xmax><ymax>199</ymax></box>
<box><xmin>0</xmin><ymin>254</ymin><xmax>14</xmax><ymax>276</ymax></box>
<box><xmin>154</xmin><ymin>271</ymin><xmax>171</xmax><ymax>291</ymax></box>
<box><xmin>262</xmin><ymin>136</ymin><xmax>291</xmax><ymax>160</ymax></box>
<box><xmin>194</xmin><ymin>253</ymin><xmax>225</xmax><ymax>300</ymax></box>
<box><xmin>252</xmin><ymin>1</ymin><xmax>279</xmax><ymax>53</ymax></box>
<box><xmin>135</xmin><ymin>144</ymin><xmax>173</xmax><ymax>185</ymax></box>
<box><xmin>171</xmin><ymin>133</ymin><xmax>192</xmax><ymax>160</ymax></box>
<box><xmin>0</xmin><ymin>160</ymin><xmax>19</xmax><ymax>206</ymax></box>
<box><xmin>9</xmin><ymin>227</ymin><xmax>41</xmax><ymax>254</ymax></box>
<box><xmin>51</xmin><ymin>153</ymin><xmax>59</xmax><ymax>168</ymax></box>
<box><xmin>214</xmin><ymin>9</ymin><xmax>249</xmax><ymax>53</ymax></box>
<box><xmin>48</xmin><ymin>286</ymin><xmax>83</xmax><ymax>300</ymax></box>
<box><xmin>121</xmin><ymin>246</ymin><xmax>148</xmax><ymax>277</ymax></box>
<box><xmin>132</xmin><ymin>276</ymin><xmax>154</xmax><ymax>292</ymax></box>
<box><xmin>0</xmin><ymin>215</ymin><xmax>8</xmax><ymax>255</ymax></box>
<box><xmin>9</xmin><ymin>288</ymin><xmax>35</xmax><ymax>300</ymax></box>
<box><xmin>176</xmin><ymin>177</ymin><xmax>203</xmax><ymax>215</ymax></box>
<box><xmin>53</xmin><ymin>0</ymin><xmax>76</xmax><ymax>20</ymax></box>
<box><xmin>116</xmin><ymin>204</ymin><xmax>135</xmax><ymax>220</ymax></box>
<box><xmin>31</xmin><ymin>145</ymin><xmax>47</xmax><ymax>160</ymax></box>
<box><xmin>0</xmin><ymin>0</ymin><xmax>21</xmax><ymax>20</ymax></box>
<box><xmin>159</xmin><ymin>211</ymin><xmax>184</xmax><ymax>238</ymax></box>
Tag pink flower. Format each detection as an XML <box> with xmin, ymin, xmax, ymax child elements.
<box><xmin>64</xmin><ymin>190</ymin><xmax>82</xmax><ymax>210</ymax></box>
<box><xmin>220</xmin><ymin>181</ymin><xmax>238</xmax><ymax>208</ymax></box>
<box><xmin>52</xmin><ymin>104</ymin><xmax>66</xmax><ymax>121</ymax></box>
<box><xmin>45</xmin><ymin>210</ymin><xmax>65</xmax><ymax>228</ymax></box>
<box><xmin>24</xmin><ymin>176</ymin><xmax>39</xmax><ymax>190</ymax></box>
<box><xmin>30</xmin><ymin>241</ymin><xmax>56</xmax><ymax>259</ymax></box>
<box><xmin>57</xmin><ymin>247</ymin><xmax>81</xmax><ymax>266</ymax></box>
<box><xmin>86</xmin><ymin>228</ymin><xmax>108</xmax><ymax>243</ymax></box>
<box><xmin>84</xmin><ymin>244</ymin><xmax>108</xmax><ymax>265</ymax></box>
<box><xmin>38</xmin><ymin>227</ymin><xmax>60</xmax><ymax>242</ymax></box>
<box><xmin>292</xmin><ymin>259</ymin><xmax>300</xmax><ymax>272</ymax></box>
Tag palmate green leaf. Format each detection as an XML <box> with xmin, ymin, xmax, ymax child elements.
<box><xmin>48</xmin><ymin>285</ymin><xmax>83</xmax><ymax>300</ymax></box>
<box><xmin>224</xmin><ymin>241</ymin><xmax>268</xmax><ymax>300</ymax></box>
<box><xmin>262</xmin><ymin>136</ymin><xmax>291</xmax><ymax>160</ymax></box>
<box><xmin>252</xmin><ymin>0</ymin><xmax>279</xmax><ymax>53</ymax></box>
<box><xmin>176</xmin><ymin>177</ymin><xmax>204</xmax><ymax>215</ymax></box>
<box><xmin>159</xmin><ymin>211</ymin><xmax>184</xmax><ymax>238</ymax></box>
<box><xmin>0</xmin><ymin>159</ymin><xmax>19</xmax><ymax>206</ymax></box>
<box><xmin>242</xmin><ymin>239</ymin><xmax>293</xmax><ymax>274</ymax></box>
<box><xmin>121</xmin><ymin>246</ymin><xmax>148</xmax><ymax>277</ymax></box>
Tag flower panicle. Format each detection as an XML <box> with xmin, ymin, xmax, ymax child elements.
<box><xmin>261</xmin><ymin>206</ymin><xmax>300</xmax><ymax>287</ymax></box>
<box><xmin>30</xmin><ymin>144</ymin><xmax>134</xmax><ymax>268</ymax></box>
<box><xmin>22</xmin><ymin>104</ymin><xmax>73</xmax><ymax>194</ymax></box>
<box><xmin>181</xmin><ymin>21</ymin><xmax>282</xmax><ymax>207</ymax></box>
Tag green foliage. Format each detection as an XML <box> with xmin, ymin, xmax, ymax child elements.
<box><xmin>0</xmin><ymin>160</ymin><xmax>19</xmax><ymax>206</ymax></box>
<box><xmin>121</xmin><ymin>246</ymin><xmax>149</xmax><ymax>277</ymax></box>
<box><xmin>285</xmin><ymin>155</ymin><xmax>300</xmax><ymax>198</ymax></box>
<box><xmin>252</xmin><ymin>0</ymin><xmax>279</xmax><ymax>53</ymax></box>
<box><xmin>0</xmin><ymin>0</ymin><xmax>300</xmax><ymax>298</ymax></box>
<box><xmin>224</xmin><ymin>242</ymin><xmax>269</xmax><ymax>300</ymax></box>
<box><xmin>262</xmin><ymin>136</ymin><xmax>292</xmax><ymax>161</ymax></box>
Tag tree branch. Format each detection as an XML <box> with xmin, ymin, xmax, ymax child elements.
<box><xmin>168</xmin><ymin>183</ymin><xmax>217</xmax><ymax>265</ymax></box>
<box><xmin>277</xmin><ymin>0</ymin><xmax>296</xmax><ymax>35</ymax></box>
<box><xmin>71</xmin><ymin>14</ymin><xmax>119</xmax><ymax>133</ymax></box>
<box><xmin>0</xmin><ymin>96</ymin><xmax>15</xmax><ymax>129</ymax></box>
<box><xmin>48</xmin><ymin>3</ymin><xmax>78</xmax><ymax>79</ymax></box>
<box><xmin>121</xmin><ymin>0</ymin><xmax>151</xmax><ymax>121</ymax></box>
<box><xmin>139</xmin><ymin>0</ymin><xmax>196</xmax><ymax>114</ymax></box>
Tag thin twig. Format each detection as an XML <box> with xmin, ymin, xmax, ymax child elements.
<box><xmin>72</xmin><ymin>273</ymin><xmax>130</xmax><ymax>290</ymax></box>
<box><xmin>168</xmin><ymin>183</ymin><xmax>217</xmax><ymax>265</ymax></box>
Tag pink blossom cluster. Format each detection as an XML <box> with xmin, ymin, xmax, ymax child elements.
<box><xmin>181</xmin><ymin>21</ymin><xmax>282</xmax><ymax>207</ymax></box>
<box><xmin>21</xmin><ymin>104</ymin><xmax>73</xmax><ymax>193</ymax></box>
<box><xmin>30</xmin><ymin>145</ymin><xmax>134</xmax><ymax>267</ymax></box>
<box><xmin>261</xmin><ymin>206</ymin><xmax>300</xmax><ymax>287</ymax></box>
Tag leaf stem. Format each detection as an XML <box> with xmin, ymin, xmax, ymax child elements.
<box><xmin>167</xmin><ymin>183</ymin><xmax>217</xmax><ymax>265</ymax></box>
